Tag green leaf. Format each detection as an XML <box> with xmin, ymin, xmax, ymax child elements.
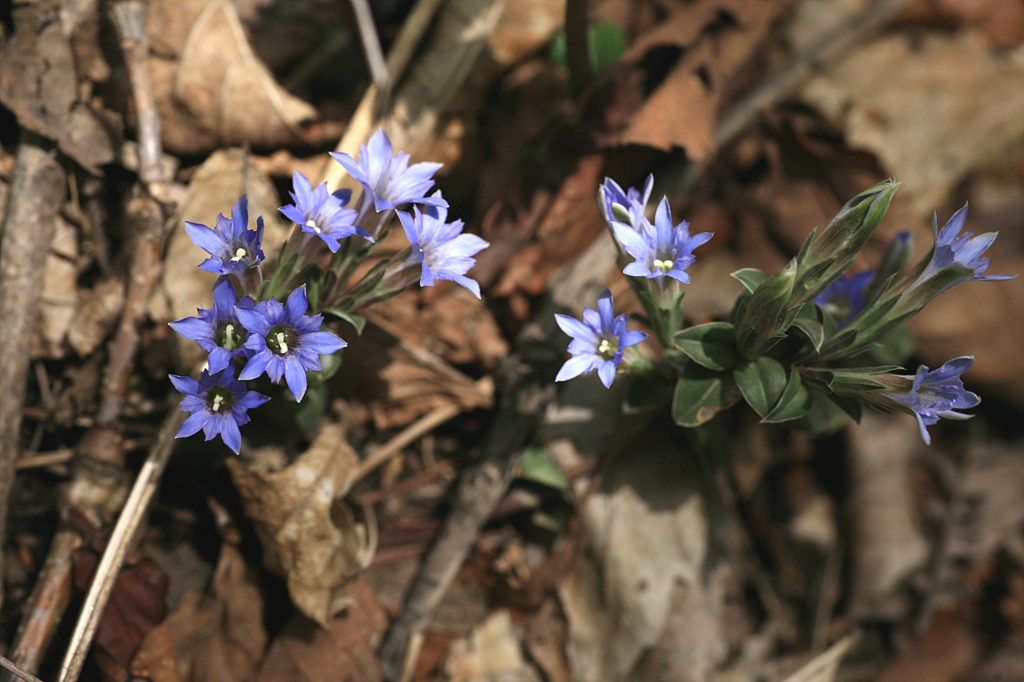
<box><xmin>322</xmin><ymin>308</ymin><xmax>366</xmax><ymax>335</ymax></box>
<box><xmin>866</xmin><ymin>324</ymin><xmax>916</xmax><ymax>365</ymax></box>
<box><xmin>791</xmin><ymin>387</ymin><xmax>854</xmax><ymax>434</ymax></box>
<box><xmin>763</xmin><ymin>370</ymin><xmax>810</xmax><ymax>423</ymax></box>
<box><xmin>624</xmin><ymin>374</ymin><xmax>675</xmax><ymax>413</ymax></box>
<box><xmin>291</xmin><ymin>380</ymin><xmax>329</xmax><ymax>438</ymax></box>
<box><xmin>791</xmin><ymin>316</ymin><xmax>826</xmax><ymax>352</ymax></box>
<box><xmin>519</xmin><ymin>447</ymin><xmax>568</xmax><ymax>491</ymax></box>
<box><xmin>672</xmin><ymin>322</ymin><xmax>739</xmax><ymax>371</ymax></box>
<box><xmin>672</xmin><ymin>365</ymin><xmax>737</xmax><ymax>427</ymax></box>
<box><xmin>549</xmin><ymin>21</ymin><xmax>628</xmax><ymax>78</ymax></box>
<box><xmin>308</xmin><ymin>349</ymin><xmax>343</xmax><ymax>386</ymax></box>
<box><xmin>731</xmin><ymin>268</ymin><xmax>767</xmax><ymax>294</ymax></box>
<box><xmin>829</xmin><ymin>393</ymin><xmax>863</xmax><ymax>422</ymax></box>
<box><xmin>733</xmin><ymin>357</ymin><xmax>787</xmax><ymax>418</ymax></box>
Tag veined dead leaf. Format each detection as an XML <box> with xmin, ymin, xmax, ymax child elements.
<box><xmin>226</xmin><ymin>422</ymin><xmax>373</xmax><ymax>627</ymax></box>
<box><xmin>147</xmin><ymin>0</ymin><xmax>317</xmax><ymax>154</ymax></box>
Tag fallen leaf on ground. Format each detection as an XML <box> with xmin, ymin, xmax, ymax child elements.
<box><xmin>253</xmin><ymin>577</ymin><xmax>387</xmax><ymax>682</ymax></box>
<box><xmin>130</xmin><ymin>542</ymin><xmax>266</xmax><ymax>682</ymax></box>
<box><xmin>445</xmin><ymin>609</ymin><xmax>541</xmax><ymax>682</ymax></box>
<box><xmin>34</xmin><ymin>215</ymin><xmax>79</xmax><ymax>359</ymax></box>
<box><xmin>147</xmin><ymin>0</ymin><xmax>318</xmax><ymax>154</ymax></box>
<box><xmin>226</xmin><ymin>421</ymin><xmax>371</xmax><ymax>626</ymax></box>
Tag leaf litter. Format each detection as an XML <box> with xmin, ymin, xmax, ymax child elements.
<box><xmin>3</xmin><ymin>0</ymin><xmax>1023</xmax><ymax>681</ymax></box>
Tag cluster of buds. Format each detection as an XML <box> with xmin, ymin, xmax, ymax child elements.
<box><xmin>555</xmin><ymin>178</ymin><xmax>1015</xmax><ymax>444</ymax></box>
<box><xmin>169</xmin><ymin>129</ymin><xmax>489</xmax><ymax>452</ymax></box>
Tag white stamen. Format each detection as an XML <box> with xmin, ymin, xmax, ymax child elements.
<box><xmin>305</xmin><ymin>218</ymin><xmax>321</xmax><ymax>234</ymax></box>
<box><xmin>223</xmin><ymin>323</ymin><xmax>235</xmax><ymax>348</ymax></box>
<box><xmin>211</xmin><ymin>394</ymin><xmax>225</xmax><ymax>412</ymax></box>
<box><xmin>276</xmin><ymin>331</ymin><xmax>289</xmax><ymax>354</ymax></box>
<box><xmin>598</xmin><ymin>339</ymin><xmax>613</xmax><ymax>355</ymax></box>
<box><xmin>653</xmin><ymin>258</ymin><xmax>673</xmax><ymax>273</ymax></box>
<box><xmin>230</xmin><ymin>247</ymin><xmax>247</xmax><ymax>262</ymax></box>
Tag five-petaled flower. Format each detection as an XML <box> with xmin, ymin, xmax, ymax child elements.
<box><xmin>330</xmin><ymin>128</ymin><xmax>447</xmax><ymax>213</ymax></box>
<box><xmin>611</xmin><ymin>197</ymin><xmax>713</xmax><ymax>284</ymax></box>
<box><xmin>170</xmin><ymin>368</ymin><xmax>270</xmax><ymax>454</ymax></box>
<box><xmin>169</xmin><ymin>277</ymin><xmax>253</xmax><ymax>373</ymax></box>
<box><xmin>397</xmin><ymin>195</ymin><xmax>489</xmax><ymax>298</ymax></box>
<box><xmin>235</xmin><ymin>285</ymin><xmax>347</xmax><ymax>402</ymax></box>
<box><xmin>185</xmin><ymin>195</ymin><xmax>265</xmax><ymax>278</ymax></box>
<box><xmin>600</xmin><ymin>175</ymin><xmax>654</xmax><ymax>230</ymax></box>
<box><xmin>882</xmin><ymin>356</ymin><xmax>980</xmax><ymax>445</ymax></box>
<box><xmin>279</xmin><ymin>171</ymin><xmax>371</xmax><ymax>252</ymax></box>
<box><xmin>915</xmin><ymin>204</ymin><xmax>1015</xmax><ymax>292</ymax></box>
<box><xmin>554</xmin><ymin>289</ymin><xmax>648</xmax><ymax>388</ymax></box>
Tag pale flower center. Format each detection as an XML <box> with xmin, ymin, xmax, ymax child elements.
<box><xmin>597</xmin><ymin>337</ymin><xmax>618</xmax><ymax>360</ymax></box>
<box><xmin>223</xmin><ymin>323</ymin><xmax>236</xmax><ymax>349</ymax></box>
<box><xmin>210</xmin><ymin>393</ymin><xmax>225</xmax><ymax>412</ymax></box>
<box><xmin>305</xmin><ymin>218</ymin><xmax>321</xmax><ymax>234</ymax></box>
<box><xmin>275</xmin><ymin>331</ymin><xmax>289</xmax><ymax>354</ymax></box>
<box><xmin>653</xmin><ymin>258</ymin><xmax>674</xmax><ymax>273</ymax></box>
<box><xmin>230</xmin><ymin>247</ymin><xmax>247</xmax><ymax>262</ymax></box>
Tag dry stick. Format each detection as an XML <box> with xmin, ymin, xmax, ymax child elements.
<box><xmin>349</xmin><ymin>0</ymin><xmax>391</xmax><ymax>101</ymax></box>
<box><xmin>56</xmin><ymin>409</ymin><xmax>184</xmax><ymax>682</ymax></box>
<box><xmin>111</xmin><ymin>0</ymin><xmax>166</xmax><ymax>189</ymax></box>
<box><xmin>321</xmin><ymin>0</ymin><xmax>445</xmax><ymax>192</ymax></box>
<box><xmin>379</xmin><ymin>348</ymin><xmax>559</xmax><ymax>680</ymax></box>
<box><xmin>0</xmin><ymin>656</ymin><xmax>43</xmax><ymax>682</ymax></box>
<box><xmin>0</xmin><ymin>138</ymin><xmax>67</xmax><ymax>613</ymax></box>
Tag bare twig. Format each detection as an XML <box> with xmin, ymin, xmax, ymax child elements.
<box><xmin>110</xmin><ymin>1</ymin><xmax>166</xmax><ymax>189</ymax></box>
<box><xmin>349</xmin><ymin>0</ymin><xmax>390</xmax><ymax>101</ymax></box>
<box><xmin>0</xmin><ymin>137</ymin><xmax>67</xmax><ymax>612</ymax></box>
<box><xmin>56</xmin><ymin>408</ymin><xmax>185</xmax><ymax>682</ymax></box>
<box><xmin>0</xmin><ymin>656</ymin><xmax>44</xmax><ymax>682</ymax></box>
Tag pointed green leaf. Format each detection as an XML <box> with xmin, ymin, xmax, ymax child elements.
<box><xmin>322</xmin><ymin>308</ymin><xmax>367</xmax><ymax>335</ymax></box>
<box><xmin>672</xmin><ymin>365</ymin><xmax>737</xmax><ymax>427</ymax></box>
<box><xmin>791</xmin><ymin>387</ymin><xmax>853</xmax><ymax>434</ymax></box>
<box><xmin>519</xmin><ymin>447</ymin><xmax>568</xmax><ymax>491</ymax></box>
<box><xmin>763</xmin><ymin>370</ymin><xmax>810</xmax><ymax>423</ymax></box>
<box><xmin>791</xmin><ymin>316</ymin><xmax>826</xmax><ymax>352</ymax></box>
<box><xmin>731</xmin><ymin>268</ymin><xmax>767</xmax><ymax>294</ymax></box>
<box><xmin>672</xmin><ymin>322</ymin><xmax>739</xmax><ymax>371</ymax></box>
<box><xmin>733</xmin><ymin>357</ymin><xmax>787</xmax><ymax>418</ymax></box>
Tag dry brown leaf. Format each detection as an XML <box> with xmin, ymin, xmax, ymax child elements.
<box><xmin>489</xmin><ymin>0</ymin><xmax>566</xmax><ymax>65</ymax></box>
<box><xmin>147</xmin><ymin>0</ymin><xmax>317</xmax><ymax>154</ymax></box>
<box><xmin>558</xmin><ymin>439</ymin><xmax>709</xmax><ymax>682</ymax></box>
<box><xmin>801</xmin><ymin>29</ymin><xmax>1024</xmax><ymax>214</ymax></box>
<box><xmin>618</xmin><ymin>0</ymin><xmax>783</xmax><ymax>157</ymax></box>
<box><xmin>33</xmin><ymin>215</ymin><xmax>79</xmax><ymax>359</ymax></box>
<box><xmin>153</xmin><ymin>148</ymin><xmax>289</xmax><ymax>372</ymax></box>
<box><xmin>130</xmin><ymin>543</ymin><xmax>267</xmax><ymax>682</ymax></box>
<box><xmin>0</xmin><ymin>4</ymin><xmax>117</xmax><ymax>174</ymax></box>
<box><xmin>938</xmin><ymin>0</ymin><xmax>1024</xmax><ymax>49</ymax></box>
<box><xmin>253</xmin><ymin>577</ymin><xmax>387</xmax><ymax>682</ymax></box>
<box><xmin>226</xmin><ymin>422</ymin><xmax>372</xmax><ymax>626</ymax></box>
<box><xmin>67</xmin><ymin>278</ymin><xmax>126</xmax><ymax>358</ymax></box>
<box><xmin>444</xmin><ymin>610</ymin><xmax>541</xmax><ymax>682</ymax></box>
<box><xmin>876</xmin><ymin>608</ymin><xmax>982</xmax><ymax>682</ymax></box>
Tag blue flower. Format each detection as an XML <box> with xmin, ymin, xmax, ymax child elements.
<box><xmin>883</xmin><ymin>356</ymin><xmax>980</xmax><ymax>445</ymax></box>
<box><xmin>916</xmin><ymin>205</ymin><xmax>1015</xmax><ymax>291</ymax></box>
<box><xmin>330</xmin><ymin>128</ymin><xmax>447</xmax><ymax>213</ymax></box>
<box><xmin>554</xmin><ymin>289</ymin><xmax>648</xmax><ymax>388</ymax></box>
<box><xmin>170</xmin><ymin>368</ymin><xmax>269</xmax><ymax>454</ymax></box>
<box><xmin>184</xmin><ymin>195</ymin><xmax>265</xmax><ymax>278</ymax></box>
<box><xmin>611</xmin><ymin>197</ymin><xmax>713</xmax><ymax>283</ymax></box>
<box><xmin>397</xmin><ymin>195</ymin><xmax>489</xmax><ymax>298</ymax></box>
<box><xmin>235</xmin><ymin>285</ymin><xmax>347</xmax><ymax>402</ymax></box>
<box><xmin>600</xmin><ymin>175</ymin><xmax>653</xmax><ymax>229</ymax></box>
<box><xmin>814</xmin><ymin>269</ymin><xmax>875</xmax><ymax>328</ymax></box>
<box><xmin>279</xmin><ymin>171</ymin><xmax>371</xmax><ymax>252</ymax></box>
<box><xmin>169</xmin><ymin>278</ymin><xmax>254</xmax><ymax>373</ymax></box>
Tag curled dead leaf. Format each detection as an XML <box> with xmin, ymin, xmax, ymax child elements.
<box><xmin>226</xmin><ymin>422</ymin><xmax>373</xmax><ymax>626</ymax></box>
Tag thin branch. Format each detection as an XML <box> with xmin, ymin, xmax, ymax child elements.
<box><xmin>56</xmin><ymin>408</ymin><xmax>185</xmax><ymax>682</ymax></box>
<box><xmin>0</xmin><ymin>656</ymin><xmax>44</xmax><ymax>682</ymax></box>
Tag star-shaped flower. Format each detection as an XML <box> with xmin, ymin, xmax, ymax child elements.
<box><xmin>184</xmin><ymin>195</ymin><xmax>265</xmax><ymax>278</ymax></box>
<box><xmin>169</xmin><ymin>278</ymin><xmax>254</xmax><ymax>373</ymax></box>
<box><xmin>235</xmin><ymin>285</ymin><xmax>347</xmax><ymax>402</ymax></box>
<box><xmin>330</xmin><ymin>128</ymin><xmax>447</xmax><ymax>213</ymax></box>
<box><xmin>915</xmin><ymin>204</ymin><xmax>1015</xmax><ymax>292</ymax></box>
<box><xmin>600</xmin><ymin>175</ymin><xmax>653</xmax><ymax>230</ymax></box>
<box><xmin>397</xmin><ymin>195</ymin><xmax>489</xmax><ymax>298</ymax></box>
<box><xmin>611</xmin><ymin>197</ymin><xmax>713</xmax><ymax>283</ymax></box>
<box><xmin>170</xmin><ymin>368</ymin><xmax>269</xmax><ymax>454</ymax></box>
<box><xmin>554</xmin><ymin>289</ymin><xmax>648</xmax><ymax>388</ymax></box>
<box><xmin>883</xmin><ymin>356</ymin><xmax>981</xmax><ymax>445</ymax></box>
<box><xmin>279</xmin><ymin>171</ymin><xmax>371</xmax><ymax>252</ymax></box>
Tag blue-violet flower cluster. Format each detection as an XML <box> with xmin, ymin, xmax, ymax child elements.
<box><xmin>883</xmin><ymin>356</ymin><xmax>980</xmax><ymax>445</ymax></box>
<box><xmin>555</xmin><ymin>289</ymin><xmax>648</xmax><ymax>388</ymax></box>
